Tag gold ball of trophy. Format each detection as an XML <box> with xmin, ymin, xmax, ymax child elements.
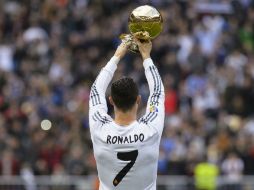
<box><xmin>120</xmin><ymin>5</ymin><xmax>163</xmax><ymax>53</ymax></box>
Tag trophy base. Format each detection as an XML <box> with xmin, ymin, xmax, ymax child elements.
<box><xmin>119</xmin><ymin>32</ymin><xmax>151</xmax><ymax>53</ymax></box>
<box><xmin>119</xmin><ymin>34</ymin><xmax>139</xmax><ymax>53</ymax></box>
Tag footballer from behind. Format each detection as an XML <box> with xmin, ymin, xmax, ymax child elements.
<box><xmin>89</xmin><ymin>39</ymin><xmax>165</xmax><ymax>190</ymax></box>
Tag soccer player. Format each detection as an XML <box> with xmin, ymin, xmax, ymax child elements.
<box><xmin>89</xmin><ymin>39</ymin><xmax>165</xmax><ymax>190</ymax></box>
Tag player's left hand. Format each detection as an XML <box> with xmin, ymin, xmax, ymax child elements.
<box><xmin>114</xmin><ymin>42</ymin><xmax>130</xmax><ymax>59</ymax></box>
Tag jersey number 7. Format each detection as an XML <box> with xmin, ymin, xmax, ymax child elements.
<box><xmin>113</xmin><ymin>150</ymin><xmax>138</xmax><ymax>186</ymax></box>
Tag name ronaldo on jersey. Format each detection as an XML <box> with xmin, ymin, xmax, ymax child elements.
<box><xmin>106</xmin><ymin>133</ymin><xmax>145</xmax><ymax>144</ymax></box>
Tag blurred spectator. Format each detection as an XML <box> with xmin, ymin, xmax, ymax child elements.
<box><xmin>221</xmin><ymin>153</ymin><xmax>244</xmax><ymax>190</ymax></box>
<box><xmin>194</xmin><ymin>159</ymin><xmax>219</xmax><ymax>190</ymax></box>
<box><xmin>0</xmin><ymin>43</ymin><xmax>13</xmax><ymax>71</ymax></box>
<box><xmin>65</xmin><ymin>145</ymin><xmax>88</xmax><ymax>175</ymax></box>
<box><xmin>38</xmin><ymin>137</ymin><xmax>64</xmax><ymax>173</ymax></box>
<box><xmin>20</xmin><ymin>163</ymin><xmax>36</xmax><ymax>190</ymax></box>
<box><xmin>0</xmin><ymin>149</ymin><xmax>20</xmax><ymax>175</ymax></box>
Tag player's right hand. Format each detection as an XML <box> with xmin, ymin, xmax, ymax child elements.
<box><xmin>135</xmin><ymin>39</ymin><xmax>152</xmax><ymax>60</ymax></box>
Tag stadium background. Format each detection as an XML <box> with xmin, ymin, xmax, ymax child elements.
<box><xmin>0</xmin><ymin>0</ymin><xmax>254</xmax><ymax>189</ymax></box>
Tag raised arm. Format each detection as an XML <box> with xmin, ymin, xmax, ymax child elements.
<box><xmin>89</xmin><ymin>43</ymin><xmax>129</xmax><ymax>128</ymax></box>
<box><xmin>137</xmin><ymin>40</ymin><xmax>165</xmax><ymax>134</ymax></box>
<box><xmin>89</xmin><ymin>56</ymin><xmax>119</xmax><ymax>112</ymax></box>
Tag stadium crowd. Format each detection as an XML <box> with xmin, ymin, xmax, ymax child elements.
<box><xmin>0</xmin><ymin>0</ymin><xmax>254</xmax><ymax>183</ymax></box>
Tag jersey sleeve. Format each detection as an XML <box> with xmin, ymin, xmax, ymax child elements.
<box><xmin>89</xmin><ymin>56</ymin><xmax>119</xmax><ymax>133</ymax></box>
<box><xmin>139</xmin><ymin>58</ymin><xmax>165</xmax><ymax>135</ymax></box>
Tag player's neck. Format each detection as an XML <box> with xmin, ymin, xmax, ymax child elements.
<box><xmin>114</xmin><ymin>109</ymin><xmax>137</xmax><ymax>126</ymax></box>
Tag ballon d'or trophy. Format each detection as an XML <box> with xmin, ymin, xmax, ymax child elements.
<box><xmin>120</xmin><ymin>5</ymin><xmax>163</xmax><ymax>53</ymax></box>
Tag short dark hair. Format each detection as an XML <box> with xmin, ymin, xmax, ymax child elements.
<box><xmin>111</xmin><ymin>77</ymin><xmax>138</xmax><ymax>112</ymax></box>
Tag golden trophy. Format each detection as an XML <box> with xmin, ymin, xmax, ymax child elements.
<box><xmin>120</xmin><ymin>5</ymin><xmax>163</xmax><ymax>53</ymax></box>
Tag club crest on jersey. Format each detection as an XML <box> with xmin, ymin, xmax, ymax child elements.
<box><xmin>149</xmin><ymin>105</ymin><xmax>158</xmax><ymax>113</ymax></box>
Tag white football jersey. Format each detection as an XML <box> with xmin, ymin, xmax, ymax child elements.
<box><xmin>89</xmin><ymin>56</ymin><xmax>165</xmax><ymax>190</ymax></box>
